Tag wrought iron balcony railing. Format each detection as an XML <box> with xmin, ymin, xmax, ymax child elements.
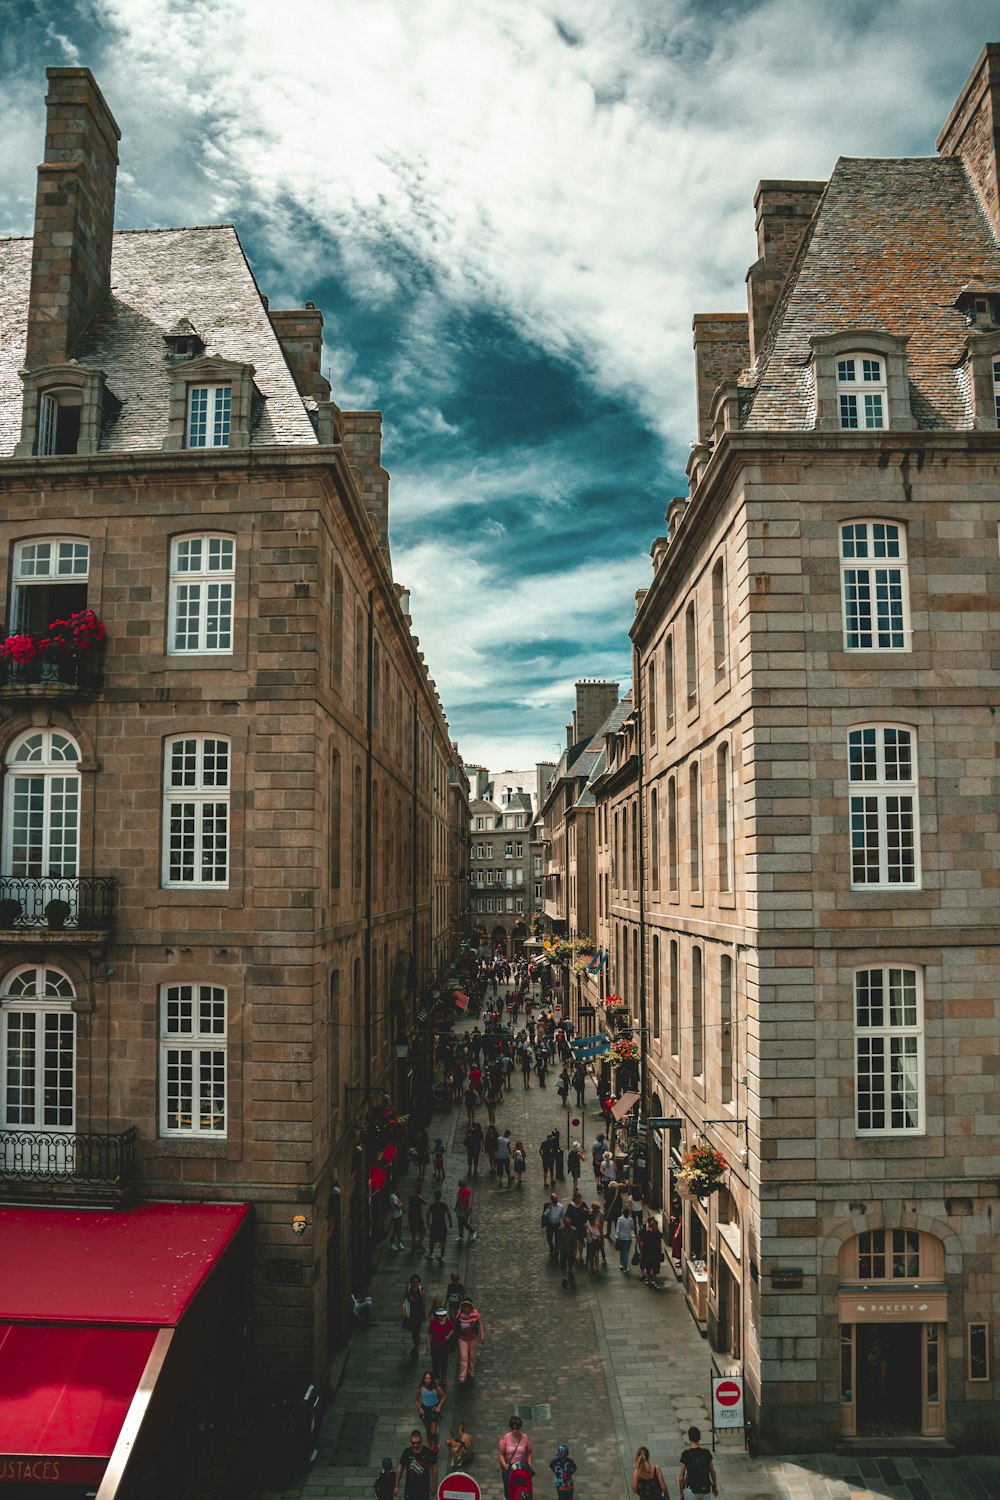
<box><xmin>0</xmin><ymin>876</ymin><xmax>116</xmax><ymax>932</ymax></box>
<box><xmin>0</xmin><ymin>645</ymin><xmax>104</xmax><ymax>693</ymax></box>
<box><xmin>0</xmin><ymin>1126</ymin><xmax>137</xmax><ymax>1188</ymax></box>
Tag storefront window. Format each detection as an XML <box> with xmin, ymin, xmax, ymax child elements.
<box><xmin>926</xmin><ymin>1324</ymin><xmax>939</xmax><ymax>1403</ymax></box>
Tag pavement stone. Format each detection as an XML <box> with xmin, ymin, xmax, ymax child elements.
<box><xmin>253</xmin><ymin>996</ymin><xmax>1000</xmax><ymax>1500</ymax></box>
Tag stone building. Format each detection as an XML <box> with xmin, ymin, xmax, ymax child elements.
<box><xmin>466</xmin><ymin>766</ymin><xmax>540</xmax><ymax>953</ymax></box>
<box><xmin>0</xmin><ymin>64</ymin><xmax>465</xmax><ymax>1408</ymax></box>
<box><xmin>628</xmin><ymin>45</ymin><xmax>1000</xmax><ymax>1452</ymax></box>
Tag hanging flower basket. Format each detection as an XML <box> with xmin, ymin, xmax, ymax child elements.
<box><xmin>362</xmin><ymin>1105</ymin><xmax>408</xmax><ymax>1148</ymax></box>
<box><xmin>677</xmin><ymin>1144</ymin><xmax>727</xmax><ymax>1197</ymax></box>
<box><xmin>0</xmin><ymin>634</ymin><xmax>41</xmax><ymax>664</ymax></box>
<box><xmin>1</xmin><ymin>611</ymin><xmax>106</xmax><ymax>664</ymax></box>
<box><xmin>603</xmin><ymin>993</ymin><xmax>626</xmax><ymax>1011</ymax></box>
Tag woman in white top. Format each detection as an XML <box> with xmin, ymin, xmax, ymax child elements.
<box><xmin>629</xmin><ymin>1187</ymin><xmax>644</xmax><ymax>1228</ymax></box>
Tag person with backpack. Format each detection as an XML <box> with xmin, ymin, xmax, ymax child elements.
<box><xmin>548</xmin><ymin>1442</ymin><xmax>577</xmax><ymax>1499</ymax></box>
<box><xmin>372</xmin><ymin>1455</ymin><xmax>395</xmax><ymax>1500</ymax></box>
<box><xmin>633</xmin><ymin>1446</ymin><xmax>670</xmax><ymax>1499</ymax></box>
<box><xmin>566</xmin><ymin>1143</ymin><xmax>583</xmax><ymax>1193</ymax></box>
<box><xmin>512</xmin><ymin>1140</ymin><xmax>527</xmax><ymax>1188</ymax></box>
<box><xmin>678</xmin><ymin>1427</ymin><xmax>718</xmax><ymax>1498</ymax></box>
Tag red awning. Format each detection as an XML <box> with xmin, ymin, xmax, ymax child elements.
<box><xmin>610</xmin><ymin>1090</ymin><xmax>641</xmax><ymax>1121</ymax></box>
<box><xmin>453</xmin><ymin>990</ymin><xmax>469</xmax><ymax>1011</ymax></box>
<box><xmin>0</xmin><ymin>1324</ymin><xmax>161</xmax><ymax>1485</ymax></box>
<box><xmin>380</xmin><ymin>1144</ymin><xmax>397</xmax><ymax>1164</ymax></box>
<box><xmin>0</xmin><ymin>1203</ymin><xmax>249</xmax><ymax>1493</ymax></box>
<box><xmin>368</xmin><ymin>1166</ymin><xmax>387</xmax><ymax>1192</ymax></box>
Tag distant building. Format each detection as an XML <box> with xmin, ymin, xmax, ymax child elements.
<box><xmin>629</xmin><ymin>45</ymin><xmax>1000</xmax><ymax>1453</ymax></box>
<box><xmin>466</xmin><ymin>766</ymin><xmax>547</xmax><ymax>953</ymax></box>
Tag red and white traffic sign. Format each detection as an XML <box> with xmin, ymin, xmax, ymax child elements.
<box><xmin>438</xmin><ymin>1473</ymin><xmax>481</xmax><ymax>1500</ymax></box>
<box><xmin>711</xmin><ymin>1374</ymin><xmax>744</xmax><ymax>1429</ymax></box>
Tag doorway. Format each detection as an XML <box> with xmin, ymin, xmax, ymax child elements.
<box><xmin>856</xmin><ymin>1323</ymin><xmax>921</xmax><ymax>1435</ymax></box>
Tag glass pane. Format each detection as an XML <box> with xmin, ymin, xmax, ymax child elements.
<box><xmin>188</xmin><ymin>388</ymin><xmax>209</xmax><ymax>447</ymax></box>
<box><xmin>848</xmin><ymin>728</ymin><xmax>877</xmax><ymax>782</ymax></box>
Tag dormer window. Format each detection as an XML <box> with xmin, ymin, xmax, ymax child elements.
<box><xmin>837</xmin><ymin>356</ymin><xmax>886</xmax><ymax>429</ymax></box>
<box><xmin>37</xmin><ymin>388</ymin><xmax>83</xmax><ymax>455</ymax></box>
<box><xmin>163</xmin><ymin>322</ymin><xmax>206</xmax><ymax>361</ymax></box>
<box><xmin>164</xmin><ymin>356</ymin><xmax>258</xmax><ymax>452</ymax></box>
<box><xmin>187</xmin><ymin>384</ymin><xmax>232</xmax><ymax>448</ymax></box>
<box><xmin>810</xmin><ymin>330</ymin><xmax>913</xmax><ymax>433</ymax></box>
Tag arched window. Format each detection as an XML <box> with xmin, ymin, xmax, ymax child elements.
<box><xmin>689</xmin><ymin>761</ymin><xmax>701</xmax><ymax>893</ymax></box>
<box><xmin>329</xmin><ymin>748</ymin><xmax>342</xmax><ymax>891</ymax></box>
<box><xmin>691</xmin><ymin>946</ymin><xmax>704</xmax><ymax>1077</ymax></box>
<box><xmin>646</xmin><ymin>660</ymin><xmax>657</xmax><ymax>747</ymax></box>
<box><xmin>353</xmin><ymin>764</ymin><xmax>363</xmax><ymax>889</ymax></box>
<box><xmin>159</xmin><ymin>983</ymin><xmax>227</xmax><ymax>1136</ymax></box>
<box><xmin>669</xmin><ymin>940</ymin><xmax>679</xmax><ymax>1057</ymax></box>
<box><xmin>331</xmin><ymin>565</ymin><xmax>344</xmax><ymax>685</ymax></box>
<box><xmin>685</xmin><ymin>601</ymin><xmax>697</xmax><ymax>706</ymax></box>
<box><xmin>849</xmin><ymin>725</ymin><xmax>919</xmax><ymax>888</ymax></box>
<box><xmin>664</xmin><ymin>635</ymin><xmax>675</xmax><ymax>732</ymax></box>
<box><xmin>651</xmin><ymin>935</ymin><xmax>661</xmax><ymax>1040</ymax></box>
<box><xmin>716</xmin><ymin>742</ymin><xmax>732</xmax><ymax>893</ymax></box>
<box><xmin>838</xmin><ymin>1230</ymin><xmax>943</xmax><ymax>1284</ymax></box>
<box><xmin>840</xmin><ymin>521</ymin><xmax>909</xmax><ymax>652</ymax></box>
<box><xmin>1</xmin><ymin>964</ymin><xmax>76</xmax><ymax>1169</ymax></box>
<box><xmin>3</xmin><ymin>730</ymin><xmax>80</xmax><ymax>881</ymax></box>
<box><xmin>836</xmin><ymin>353</ymin><xmax>887</xmax><ymax>429</ymax></box>
<box><xmin>650</xmin><ymin>788</ymin><xmax>659</xmax><ymax>893</ymax></box>
<box><xmin>167</xmin><ymin>535</ymin><xmax>235</xmax><ymax>655</ymax></box>
<box><xmin>720</xmin><ymin>953</ymin><xmax>733</xmax><ymax>1104</ymax></box>
<box><xmin>11</xmin><ymin>539</ymin><xmax>89</xmax><ymax>634</ymax></box>
<box><xmin>667</xmin><ymin>776</ymin><xmax>678</xmax><ymax>894</ymax></box>
<box><xmin>712</xmin><ymin>557</ymin><xmax>727</xmax><ymax>679</ymax></box>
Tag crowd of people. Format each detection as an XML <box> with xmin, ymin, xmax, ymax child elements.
<box><xmin>371</xmin><ymin>961</ymin><xmax>719</xmax><ymax>1500</ymax></box>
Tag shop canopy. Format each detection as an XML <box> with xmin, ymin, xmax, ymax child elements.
<box><xmin>0</xmin><ymin>1202</ymin><xmax>250</xmax><ymax>1494</ymax></box>
<box><xmin>610</xmin><ymin>1090</ymin><xmax>641</xmax><ymax>1121</ymax></box>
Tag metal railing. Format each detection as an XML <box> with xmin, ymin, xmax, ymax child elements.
<box><xmin>0</xmin><ymin>876</ymin><xmax>116</xmax><ymax>931</ymax></box>
<box><xmin>0</xmin><ymin>646</ymin><xmax>104</xmax><ymax>692</ymax></box>
<box><xmin>0</xmin><ymin>1126</ymin><xmax>137</xmax><ymax>1186</ymax></box>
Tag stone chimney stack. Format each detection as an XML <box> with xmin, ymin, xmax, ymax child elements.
<box><xmin>268</xmin><ymin>302</ymin><xmax>331</xmax><ymax>401</ymax></box>
<box><xmin>745</xmin><ymin>179</ymin><xmax>825</xmax><ymax>363</ymax></box>
<box><xmin>573</xmin><ymin>680</ymin><xmax>620</xmax><ymax>748</ymax></box>
<box><xmin>937</xmin><ymin>44</ymin><xmax>1000</xmax><ymax>237</ymax></box>
<box><xmin>25</xmin><ymin>68</ymin><xmax>121</xmax><ymax>370</ymax></box>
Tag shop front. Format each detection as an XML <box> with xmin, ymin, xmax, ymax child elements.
<box><xmin>837</xmin><ymin>1230</ymin><xmax>947</xmax><ymax>1439</ymax></box>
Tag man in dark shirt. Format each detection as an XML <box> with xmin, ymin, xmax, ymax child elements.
<box><xmin>679</xmin><ymin>1425</ymin><xmax>718</xmax><ymax>1498</ymax></box>
<box><xmin>425</xmin><ymin>1190</ymin><xmax>452</xmax><ymax>1264</ymax></box>
<box><xmin>395</xmin><ymin>1430</ymin><xmax>437</xmax><ymax>1499</ymax></box>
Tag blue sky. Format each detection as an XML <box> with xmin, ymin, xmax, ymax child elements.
<box><xmin>2</xmin><ymin>1</ymin><xmax>997</xmax><ymax>764</ymax></box>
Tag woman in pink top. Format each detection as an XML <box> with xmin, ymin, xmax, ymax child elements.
<box><xmin>498</xmin><ymin>1415</ymin><xmax>533</xmax><ymax>1499</ymax></box>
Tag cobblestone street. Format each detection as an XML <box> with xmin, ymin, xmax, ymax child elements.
<box><xmin>257</xmin><ymin>1011</ymin><xmax>1000</xmax><ymax>1500</ymax></box>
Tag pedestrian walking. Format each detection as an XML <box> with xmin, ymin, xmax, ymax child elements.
<box><xmin>512</xmin><ymin>1140</ymin><xmax>527</xmax><ymax>1188</ymax></box>
<box><xmin>446</xmin><ymin>1422</ymin><xmax>475</xmax><ymax>1473</ymax></box>
<box><xmin>455</xmin><ymin>1296</ymin><xmax>485</xmax><ymax>1385</ymax></box>
<box><xmin>557</xmin><ymin>1216</ymin><xmax>578</xmax><ymax>1288</ymax></box>
<box><xmin>566</xmin><ymin>1142</ymin><xmax>582</xmax><ymax>1193</ymax></box>
<box><xmin>584</xmin><ymin>1212</ymin><xmax>603</xmax><ymax>1276</ymax></box>
<box><xmin>373</xmin><ymin>1456</ymin><xmax>395</xmax><ymax>1500</ymax></box>
<box><xmin>572</xmin><ymin>1062</ymin><xmax>586</xmax><ymax>1107</ymax></box>
<box><xmin>600</xmin><ymin>1150</ymin><xmax>617</xmax><ymax>1188</ymax></box>
<box><xmin>502</xmin><ymin>1053</ymin><xmax>514</xmax><ymax>1091</ymax></box>
<box><xmin>426</xmin><ymin>1305</ymin><xmax>455</xmax><ymax>1386</ymax></box>
<box><xmin>591</xmin><ymin>1201</ymin><xmax>608</xmax><ymax>1266</ymax></box>
<box><xmin>433</xmin><ymin>1138</ymin><xmax>446</xmax><ymax>1181</ymax></box>
<box><xmin>415</xmin><ymin>1370</ymin><xmax>446</xmax><ymax>1443</ymax></box>
<box><xmin>541</xmin><ymin>1192</ymin><xmax>565</xmax><ymax>1259</ymax></box>
<box><xmin>464</xmin><ymin>1120</ymin><xmax>484</xmax><ymax>1177</ymax></box>
<box><xmin>401</xmin><ymin>1274</ymin><xmax>426</xmax><ymax>1356</ymax></box>
<box><xmin>556</xmin><ymin>1066</ymin><xmax>570</xmax><ymax>1104</ymax></box>
<box><xmin>455</xmin><ymin>1179</ymin><xmax>478</xmax><ymax>1244</ymax></box>
<box><xmin>604</xmin><ymin>1181</ymin><xmax>625</xmax><ymax>1243</ymax></box>
<box><xmin>638</xmin><ymin>1217</ymin><xmax>664</xmax><ymax>1287</ymax></box>
<box><xmin>413</xmin><ymin>1131</ymin><xmax>430</xmax><ymax>1183</ymax></box>
<box><xmin>445</xmin><ymin>1271</ymin><xmax>465</xmax><ymax>1324</ymax></box>
<box><xmin>463</xmin><ymin>1085</ymin><xmax>478</xmax><ymax>1124</ymax></box>
<box><xmin>548</xmin><ymin>1442</ymin><xmax>577</xmax><ymax>1498</ymax></box>
<box><xmin>498</xmin><ymin>1415</ymin><xmax>533</xmax><ymax>1500</ymax></box>
<box><xmin>678</xmin><ymin>1427</ymin><xmax>718</xmax><ymax>1498</ymax></box>
<box><xmin>395</xmin><ymin>1430</ymin><xmax>437</xmax><ymax>1499</ymax></box>
<box><xmin>425</xmin><ymin>1190</ymin><xmax>452</xmax><ymax>1263</ymax></box>
<box><xmin>388</xmin><ymin>1190</ymin><xmax>406</xmax><ymax>1250</ymax></box>
<box><xmin>407</xmin><ymin>1188</ymin><xmax>427</xmax><ymax>1252</ymax></box>
<box><xmin>591</xmin><ymin>1133</ymin><xmax>607</xmax><ymax>1182</ymax></box>
<box><xmin>535</xmin><ymin>1050</ymin><xmax>548</xmax><ymax>1087</ymax></box>
<box><xmin>633</xmin><ymin>1446</ymin><xmax>670</xmax><ymax>1499</ymax></box>
<box><xmin>565</xmin><ymin>1191</ymin><xmax>588</xmax><ymax>1263</ymax></box>
<box><xmin>484</xmin><ymin>1122</ymin><xmax>500</xmax><ymax>1174</ymax></box>
<box><xmin>629</xmin><ymin>1184</ymin><xmax>645</xmax><ymax>1228</ymax></box>
<box><xmin>614</xmin><ymin>1206</ymin><xmax>636</xmax><ymax>1272</ymax></box>
<box><xmin>539</xmin><ymin>1132</ymin><xmax>557</xmax><ymax>1187</ymax></box>
<box><xmin>496</xmin><ymin>1129</ymin><xmax>512</xmax><ymax>1187</ymax></box>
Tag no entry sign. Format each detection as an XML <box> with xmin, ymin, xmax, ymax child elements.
<box><xmin>711</xmin><ymin>1374</ymin><xmax>744</xmax><ymax>1429</ymax></box>
<box><xmin>438</xmin><ymin>1474</ymin><xmax>481</xmax><ymax>1500</ymax></box>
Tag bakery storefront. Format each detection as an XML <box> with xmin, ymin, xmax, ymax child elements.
<box><xmin>837</xmin><ymin>1229</ymin><xmax>946</xmax><ymax>1439</ymax></box>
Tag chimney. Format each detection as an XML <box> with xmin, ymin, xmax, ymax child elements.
<box><xmin>937</xmin><ymin>44</ymin><xmax>1000</xmax><ymax>236</ymax></box>
<box><xmin>745</xmin><ymin>179</ymin><xmax>825</xmax><ymax>363</ymax></box>
<box><xmin>692</xmin><ymin>314</ymin><xmax>750</xmax><ymax>443</ymax></box>
<box><xmin>573</xmin><ymin>680</ymin><xmax>620</xmax><ymax>748</ymax></box>
<box><xmin>341</xmin><ymin>410</ymin><xmax>390</xmax><ymax>560</ymax></box>
<box><xmin>268</xmin><ymin>302</ymin><xmax>332</xmax><ymax>401</ymax></box>
<box><xmin>25</xmin><ymin>68</ymin><xmax>121</xmax><ymax>369</ymax></box>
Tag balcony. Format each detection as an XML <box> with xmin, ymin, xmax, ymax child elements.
<box><xmin>0</xmin><ymin>645</ymin><xmax>104</xmax><ymax>698</ymax></box>
<box><xmin>0</xmin><ymin>1126</ymin><xmax>137</xmax><ymax>1204</ymax></box>
<box><xmin>0</xmin><ymin>876</ymin><xmax>116</xmax><ymax>940</ymax></box>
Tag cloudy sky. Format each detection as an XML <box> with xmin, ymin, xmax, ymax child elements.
<box><xmin>2</xmin><ymin>2</ymin><xmax>996</xmax><ymax>764</ymax></box>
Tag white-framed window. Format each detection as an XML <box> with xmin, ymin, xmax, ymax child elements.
<box><xmin>515</xmin><ymin>898</ymin><xmax>524</xmax><ymax>913</ymax></box>
<box><xmin>10</xmin><ymin>539</ymin><xmax>89</xmax><ymax>635</ymax></box>
<box><xmin>168</xmin><ymin>535</ymin><xmax>235</xmax><ymax>654</ymax></box>
<box><xmin>163</xmin><ymin>736</ymin><xmax>230</xmax><ymax>887</ymax></box>
<box><xmin>837</xmin><ymin>355</ymin><xmax>887</xmax><ymax>430</ymax></box>
<box><xmin>186</xmin><ymin>384</ymin><xmax>232</xmax><ymax>448</ymax></box>
<box><xmin>840</xmin><ymin>521</ymin><xmax>909</xmax><ymax>651</ymax></box>
<box><xmin>534</xmin><ymin>882</ymin><xmax>542</xmax><ymax>899</ymax></box>
<box><xmin>3</xmin><ymin>730</ymin><xmax>80</xmax><ymax>879</ymax></box>
<box><xmin>159</xmin><ymin>983</ymin><xmax>227</xmax><ymax>1136</ymax></box>
<box><xmin>849</xmin><ymin>725</ymin><xmax>919</xmax><ymax>887</ymax></box>
<box><xmin>37</xmin><ymin>388</ymin><xmax>83</xmax><ymax>456</ymax></box>
<box><xmin>515</xmin><ymin>841</ymin><xmax>523</xmax><ymax>857</ymax></box>
<box><xmin>476</xmin><ymin>817</ymin><xmax>484</xmax><ymax>831</ymax></box>
<box><xmin>854</xmin><ymin>966</ymin><xmax>923</xmax><ymax>1133</ymax></box>
<box><xmin>1</xmin><ymin>965</ymin><xmax>76</xmax><ymax>1140</ymax></box>
<box><xmin>689</xmin><ymin>761</ymin><xmax>701</xmax><ymax>892</ymax></box>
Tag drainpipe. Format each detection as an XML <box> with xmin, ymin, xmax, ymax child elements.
<box><xmin>634</xmin><ymin>651</ymin><xmax>648</xmax><ymax>1118</ymax></box>
<box><xmin>363</xmin><ymin>590</ymin><xmax>374</xmax><ymax>1092</ymax></box>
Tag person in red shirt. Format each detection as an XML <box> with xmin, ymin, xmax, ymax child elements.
<box><xmin>455</xmin><ymin>1296</ymin><xmax>485</xmax><ymax>1384</ymax></box>
<box><xmin>454</xmin><ymin>1179</ymin><xmax>477</xmax><ymax>1244</ymax></box>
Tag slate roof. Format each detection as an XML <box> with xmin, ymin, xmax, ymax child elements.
<box><xmin>741</xmin><ymin>156</ymin><xmax>1000</xmax><ymax>431</ymax></box>
<box><xmin>0</xmin><ymin>225</ymin><xmax>317</xmax><ymax>457</ymax></box>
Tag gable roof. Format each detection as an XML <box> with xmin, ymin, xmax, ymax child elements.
<box><xmin>0</xmin><ymin>225</ymin><xmax>317</xmax><ymax>456</ymax></box>
<box><xmin>741</xmin><ymin>156</ymin><xmax>1000</xmax><ymax>432</ymax></box>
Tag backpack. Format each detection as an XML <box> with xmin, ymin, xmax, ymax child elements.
<box><xmin>513</xmin><ymin>1150</ymin><xmax>525</xmax><ymax>1172</ymax></box>
<box><xmin>682</xmin><ymin>1446</ymin><xmax>712</xmax><ymax>1492</ymax></box>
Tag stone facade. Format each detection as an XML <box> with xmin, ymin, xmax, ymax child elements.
<box><xmin>0</xmin><ymin>69</ymin><xmax>465</xmax><ymax>1392</ymax></box>
<box><xmin>623</xmin><ymin>46</ymin><xmax>1000</xmax><ymax>1455</ymax></box>
<box><xmin>467</xmin><ymin>769</ymin><xmax>535</xmax><ymax>953</ymax></box>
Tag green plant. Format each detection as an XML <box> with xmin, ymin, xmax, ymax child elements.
<box><xmin>44</xmin><ymin>898</ymin><xmax>72</xmax><ymax>929</ymax></box>
<box><xmin>677</xmin><ymin>1144</ymin><xmax>727</xmax><ymax>1196</ymax></box>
